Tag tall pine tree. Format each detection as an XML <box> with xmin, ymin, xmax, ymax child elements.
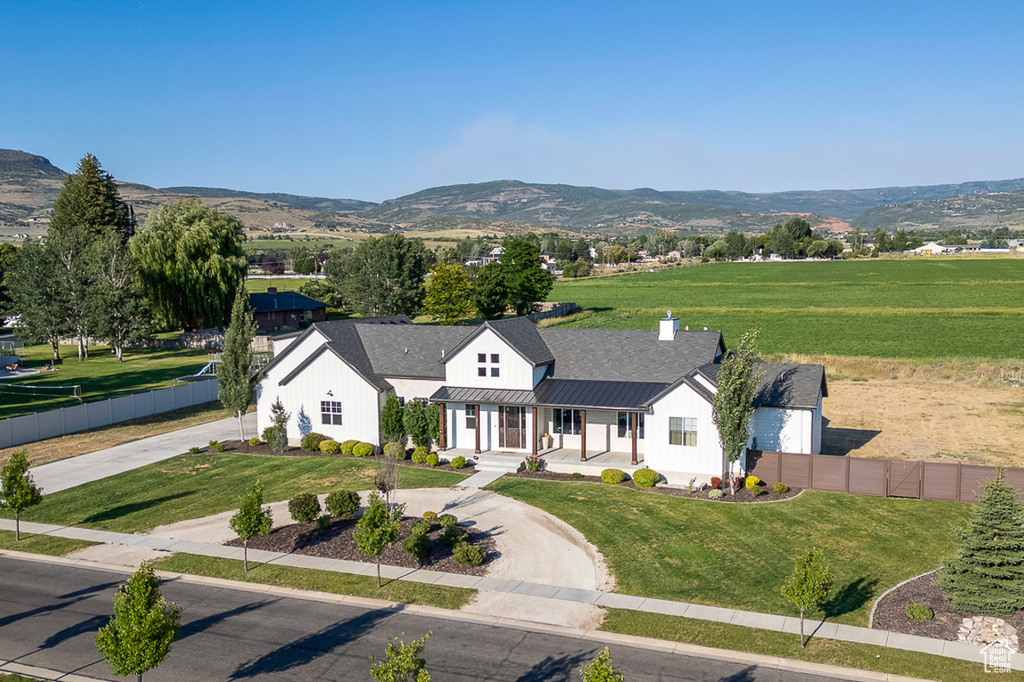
<box><xmin>218</xmin><ymin>288</ymin><xmax>257</xmax><ymax>440</ymax></box>
<box><xmin>50</xmin><ymin>154</ymin><xmax>135</xmax><ymax>241</ymax></box>
<box><xmin>939</xmin><ymin>469</ymin><xmax>1024</xmax><ymax>616</ymax></box>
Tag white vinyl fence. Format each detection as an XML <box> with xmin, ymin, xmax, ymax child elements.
<box><xmin>0</xmin><ymin>379</ymin><xmax>220</xmax><ymax>449</ymax></box>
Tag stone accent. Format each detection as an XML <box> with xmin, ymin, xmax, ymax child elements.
<box><xmin>957</xmin><ymin>615</ymin><xmax>1019</xmax><ymax>652</ymax></box>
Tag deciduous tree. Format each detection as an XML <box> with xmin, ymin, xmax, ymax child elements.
<box><xmin>5</xmin><ymin>241</ymin><xmax>68</xmax><ymax>360</ymax></box>
<box><xmin>219</xmin><ymin>288</ymin><xmax>257</xmax><ymax>440</ymax></box>
<box><xmin>781</xmin><ymin>547</ymin><xmax>833</xmax><ymax>648</ymax></box>
<box><xmin>0</xmin><ymin>450</ymin><xmax>43</xmax><ymax>540</ymax></box>
<box><xmin>324</xmin><ymin>234</ymin><xmax>427</xmax><ymax>317</ymax></box>
<box><xmin>370</xmin><ymin>631</ymin><xmax>432</xmax><ymax>682</ymax></box>
<box><xmin>356</xmin><ymin>492</ymin><xmax>403</xmax><ymax>587</ymax></box>
<box><xmin>579</xmin><ymin>646</ymin><xmax>624</xmax><ymax>682</ymax></box>
<box><xmin>501</xmin><ymin>237</ymin><xmax>553</xmax><ymax>316</ymax></box>
<box><xmin>473</xmin><ymin>262</ymin><xmax>510</xmax><ymax>320</ymax></box>
<box><xmin>423</xmin><ymin>264</ymin><xmax>475</xmax><ymax>325</ymax></box>
<box><xmin>711</xmin><ymin>328</ymin><xmax>762</xmax><ymax>495</ymax></box>
<box><xmin>89</xmin><ymin>232</ymin><xmax>151</xmax><ymax>361</ymax></box>
<box><xmin>229</xmin><ymin>481</ymin><xmax>273</xmax><ymax>571</ymax></box>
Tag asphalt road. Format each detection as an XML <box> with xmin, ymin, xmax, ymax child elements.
<box><xmin>0</xmin><ymin>556</ymin><xmax>843</xmax><ymax>681</ymax></box>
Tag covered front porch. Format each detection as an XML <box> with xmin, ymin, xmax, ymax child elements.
<box><xmin>442</xmin><ymin>445</ymin><xmax>645</xmax><ymax>477</ymax></box>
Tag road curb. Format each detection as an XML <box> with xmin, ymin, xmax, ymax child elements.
<box><xmin>0</xmin><ymin>549</ymin><xmax>934</xmax><ymax>682</ymax></box>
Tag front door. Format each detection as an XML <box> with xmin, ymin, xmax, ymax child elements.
<box><xmin>499</xmin><ymin>406</ymin><xmax>525</xmax><ymax>449</ymax></box>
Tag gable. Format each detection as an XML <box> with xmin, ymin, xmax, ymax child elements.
<box><xmin>444</xmin><ymin>327</ymin><xmax>537</xmax><ymax>389</ymax></box>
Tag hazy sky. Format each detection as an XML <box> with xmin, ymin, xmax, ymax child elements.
<box><xmin>4</xmin><ymin>1</ymin><xmax>1023</xmax><ymax>202</ymax></box>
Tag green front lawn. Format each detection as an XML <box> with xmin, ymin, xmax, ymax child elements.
<box><xmin>9</xmin><ymin>453</ymin><xmax>467</xmax><ymax>533</ymax></box>
<box><xmin>0</xmin><ymin>531</ymin><xmax>97</xmax><ymax>556</ymax></box>
<box><xmin>488</xmin><ymin>479</ymin><xmax>971</xmax><ymax>626</ymax></box>
<box><xmin>0</xmin><ymin>343</ymin><xmax>211</xmax><ymax>419</ymax></box>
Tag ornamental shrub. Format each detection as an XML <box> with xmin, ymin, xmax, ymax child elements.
<box><xmin>748</xmin><ymin>483</ymin><xmax>763</xmax><ymax>496</ymax></box>
<box><xmin>450</xmin><ymin>456</ymin><xmax>467</xmax><ymax>469</ymax></box>
<box><xmin>288</xmin><ymin>493</ymin><xmax>321</xmax><ymax>524</ymax></box>
<box><xmin>571</xmin><ymin>472</ymin><xmax>584</xmax><ymax>480</ymax></box>
<box><xmin>316</xmin><ymin>514</ymin><xmax>331</xmax><ymax>531</ymax></box>
<box><xmin>905</xmin><ymin>603</ymin><xmax>934</xmax><ymax>621</ymax></box>
<box><xmin>745</xmin><ymin>475</ymin><xmax>761</xmax><ymax>489</ymax></box>
<box><xmin>340</xmin><ymin>439</ymin><xmax>360</xmax><ymax>456</ymax></box>
<box><xmin>411</xmin><ymin>519</ymin><xmax>431</xmax><ymax>536</ymax></box>
<box><xmin>353</xmin><ymin>442</ymin><xmax>374</xmax><ymax>457</ymax></box>
<box><xmin>422</xmin><ymin>511</ymin><xmax>438</xmax><ymax>521</ymax></box>
<box><xmin>708</xmin><ymin>489</ymin><xmax>724</xmax><ymax>500</ymax></box>
<box><xmin>261</xmin><ymin>427</ymin><xmax>275</xmax><ymax>443</ymax></box>
<box><xmin>774</xmin><ymin>482</ymin><xmax>789</xmax><ymax>494</ymax></box>
<box><xmin>301</xmin><ymin>432</ymin><xmax>327</xmax><ymax>452</ymax></box>
<box><xmin>188</xmin><ymin>446</ymin><xmax>201</xmax><ymax>454</ymax></box>
<box><xmin>438</xmin><ymin>513</ymin><xmax>458</xmax><ymax>529</ymax></box>
<box><xmin>441</xmin><ymin>525</ymin><xmax>468</xmax><ymax>546</ymax></box>
<box><xmin>453</xmin><ymin>542</ymin><xmax>485</xmax><ymax>567</ymax></box>
<box><xmin>402</xmin><ymin>532</ymin><xmax>431</xmax><ymax>560</ymax></box>
<box><xmin>632</xmin><ymin>468</ymin><xmax>659</xmax><ymax>488</ymax></box>
<box><xmin>248</xmin><ymin>437</ymin><xmax>260</xmax><ymax>447</ymax></box>
<box><xmin>524</xmin><ymin>453</ymin><xmax>542</xmax><ymax>472</ymax></box>
<box><xmin>384</xmin><ymin>442</ymin><xmax>406</xmax><ymax>460</ymax></box>
<box><xmin>319</xmin><ymin>440</ymin><xmax>341</xmax><ymax>455</ymax></box>
<box><xmin>325</xmin><ymin>489</ymin><xmax>359</xmax><ymax>518</ymax></box>
<box><xmin>411</xmin><ymin>446</ymin><xmax>429</xmax><ymax>464</ymax></box>
<box><xmin>208</xmin><ymin>440</ymin><xmax>226</xmax><ymax>453</ymax></box>
<box><xmin>425</xmin><ymin>452</ymin><xmax>439</xmax><ymax>467</ymax></box>
<box><xmin>601</xmin><ymin>468</ymin><xmax>626</xmax><ymax>484</ymax></box>
<box><xmin>710</xmin><ymin>476</ymin><xmax>722</xmax><ymax>489</ymax></box>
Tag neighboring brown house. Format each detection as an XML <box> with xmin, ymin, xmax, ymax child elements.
<box><xmin>250</xmin><ymin>287</ymin><xmax>328</xmax><ymax>331</ymax></box>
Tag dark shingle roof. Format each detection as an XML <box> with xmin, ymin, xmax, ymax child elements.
<box><xmin>249</xmin><ymin>291</ymin><xmax>327</xmax><ymax>314</ymax></box>
<box><xmin>356</xmin><ymin>325</ymin><xmax>473</xmax><ymax>379</ymax></box>
<box><xmin>487</xmin><ymin>317</ymin><xmax>555</xmax><ymax>366</ymax></box>
<box><xmin>315</xmin><ymin>320</ymin><xmax>389</xmax><ymax>389</ymax></box>
<box><xmin>538</xmin><ymin>328</ymin><xmax>724</xmax><ymax>383</ymax></box>
<box><xmin>695</xmin><ymin>361</ymin><xmax>827</xmax><ymax>410</ymax></box>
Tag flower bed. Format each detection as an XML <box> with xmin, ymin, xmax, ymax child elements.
<box><xmin>197</xmin><ymin>440</ymin><xmax>475</xmax><ymax>474</ymax></box>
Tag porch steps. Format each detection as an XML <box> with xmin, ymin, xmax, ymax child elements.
<box><xmin>474</xmin><ymin>452</ymin><xmax>525</xmax><ymax>475</ymax></box>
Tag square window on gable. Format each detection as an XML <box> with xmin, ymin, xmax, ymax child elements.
<box><xmin>491</xmin><ymin>353</ymin><xmax>499</xmax><ymax>363</ymax></box>
<box><xmin>491</xmin><ymin>367</ymin><xmax>499</xmax><ymax>377</ymax></box>
<box><xmin>478</xmin><ymin>353</ymin><xmax>486</xmax><ymax>363</ymax></box>
<box><xmin>478</xmin><ymin>367</ymin><xmax>487</xmax><ymax>377</ymax></box>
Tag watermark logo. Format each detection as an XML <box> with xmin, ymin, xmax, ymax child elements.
<box><xmin>982</xmin><ymin>639</ymin><xmax>1015</xmax><ymax>674</ymax></box>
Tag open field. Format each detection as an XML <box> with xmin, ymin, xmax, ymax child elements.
<box><xmin>548</xmin><ymin>257</ymin><xmax>1024</xmax><ymax>359</ymax></box>
<box><xmin>0</xmin><ymin>344</ymin><xmax>211</xmax><ymax>419</ymax></box>
<box><xmin>6</xmin><ymin>452</ymin><xmax>467</xmax><ymax>533</ymax></box>
<box><xmin>488</xmin><ymin>480</ymin><xmax>971</xmax><ymax>627</ymax></box>
<box><xmin>244</xmin><ymin>277</ymin><xmax>312</xmax><ymax>293</ymax></box>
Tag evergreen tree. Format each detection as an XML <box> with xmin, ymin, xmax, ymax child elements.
<box><xmin>50</xmin><ymin>154</ymin><xmax>135</xmax><ymax>241</ymax></box>
<box><xmin>131</xmin><ymin>199</ymin><xmax>247</xmax><ymax>331</ymax></box>
<box><xmin>939</xmin><ymin>469</ymin><xmax>1024</xmax><ymax>616</ymax></box>
<box><xmin>268</xmin><ymin>398</ymin><xmax>290</xmax><ymax>452</ymax></box>
<box><xmin>712</xmin><ymin>328</ymin><xmax>763</xmax><ymax>495</ymax></box>
<box><xmin>423</xmin><ymin>264</ymin><xmax>476</xmax><ymax>325</ymax></box>
<box><xmin>380</xmin><ymin>394</ymin><xmax>405</xmax><ymax>444</ymax></box>
<box><xmin>356</xmin><ymin>492</ymin><xmax>403</xmax><ymax>587</ymax></box>
<box><xmin>0</xmin><ymin>243</ymin><xmax>18</xmax><ymax>323</ymax></box>
<box><xmin>324</xmin><ymin>234</ymin><xmax>427</xmax><ymax>317</ymax></box>
<box><xmin>229</xmin><ymin>481</ymin><xmax>273</xmax><ymax>571</ymax></box>
<box><xmin>781</xmin><ymin>547</ymin><xmax>833</xmax><ymax>648</ymax></box>
<box><xmin>5</xmin><ymin>241</ymin><xmax>69</xmax><ymax>360</ymax></box>
<box><xmin>370</xmin><ymin>632</ymin><xmax>431</xmax><ymax>682</ymax></box>
<box><xmin>0</xmin><ymin>450</ymin><xmax>43</xmax><ymax>540</ymax></box>
<box><xmin>404</xmin><ymin>398</ymin><xmax>430</xmax><ymax>449</ymax></box>
<box><xmin>95</xmin><ymin>563</ymin><xmax>180</xmax><ymax>682</ymax></box>
<box><xmin>218</xmin><ymin>288</ymin><xmax>257</xmax><ymax>440</ymax></box>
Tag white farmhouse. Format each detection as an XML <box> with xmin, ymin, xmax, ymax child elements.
<box><xmin>257</xmin><ymin>313</ymin><xmax>826</xmax><ymax>484</ymax></box>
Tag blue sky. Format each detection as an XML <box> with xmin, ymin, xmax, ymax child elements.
<box><xmin>3</xmin><ymin>1</ymin><xmax>1023</xmax><ymax>202</ymax></box>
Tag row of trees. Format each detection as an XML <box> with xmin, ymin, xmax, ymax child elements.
<box><xmin>3</xmin><ymin>155</ymin><xmax>249</xmax><ymax>361</ymax></box>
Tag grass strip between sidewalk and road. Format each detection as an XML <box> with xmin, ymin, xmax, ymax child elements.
<box><xmin>152</xmin><ymin>553</ymin><xmax>475</xmax><ymax>610</ymax></box>
<box><xmin>601</xmin><ymin>609</ymin><xmax>1011</xmax><ymax>682</ymax></box>
<box><xmin>0</xmin><ymin>531</ymin><xmax>97</xmax><ymax>557</ymax></box>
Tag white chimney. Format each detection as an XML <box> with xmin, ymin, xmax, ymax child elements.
<box><xmin>659</xmin><ymin>310</ymin><xmax>679</xmax><ymax>341</ymax></box>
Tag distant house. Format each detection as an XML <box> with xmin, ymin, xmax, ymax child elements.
<box><xmin>914</xmin><ymin>242</ymin><xmax>948</xmax><ymax>255</ymax></box>
<box><xmin>1009</xmin><ymin>239</ymin><xmax>1024</xmax><ymax>252</ymax></box>
<box><xmin>249</xmin><ymin>288</ymin><xmax>327</xmax><ymax>332</ymax></box>
<box><xmin>482</xmin><ymin>247</ymin><xmax>504</xmax><ymax>265</ymax></box>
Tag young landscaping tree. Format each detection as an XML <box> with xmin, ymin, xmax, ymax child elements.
<box><xmin>424</xmin><ymin>402</ymin><xmax>440</xmax><ymax>446</ymax></box>
<box><xmin>356</xmin><ymin>492</ymin><xmax>403</xmax><ymax>587</ymax></box>
<box><xmin>268</xmin><ymin>397</ymin><xmax>290</xmax><ymax>452</ymax></box>
<box><xmin>938</xmin><ymin>469</ymin><xmax>1024</xmax><ymax>616</ymax></box>
<box><xmin>370</xmin><ymin>631</ymin><xmax>431</xmax><ymax>682</ymax></box>
<box><xmin>380</xmin><ymin>393</ymin><xmax>405</xmax><ymax>444</ymax></box>
<box><xmin>579</xmin><ymin>646</ymin><xmax>624</xmax><ymax>682</ymax></box>
<box><xmin>229</xmin><ymin>481</ymin><xmax>273</xmax><ymax>571</ymax></box>
<box><xmin>405</xmin><ymin>398</ymin><xmax>430</xmax><ymax>449</ymax></box>
<box><xmin>0</xmin><ymin>450</ymin><xmax>43</xmax><ymax>540</ymax></box>
<box><xmin>423</xmin><ymin>264</ymin><xmax>476</xmax><ymax>325</ymax></box>
<box><xmin>95</xmin><ymin>563</ymin><xmax>181</xmax><ymax>682</ymax></box>
<box><xmin>711</xmin><ymin>328</ymin><xmax>763</xmax><ymax>495</ymax></box>
<box><xmin>219</xmin><ymin>288</ymin><xmax>257</xmax><ymax>440</ymax></box>
<box><xmin>781</xmin><ymin>547</ymin><xmax>833</xmax><ymax>648</ymax></box>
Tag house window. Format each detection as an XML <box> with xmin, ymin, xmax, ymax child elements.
<box><xmin>684</xmin><ymin>418</ymin><xmax>698</xmax><ymax>446</ymax></box>
<box><xmin>617</xmin><ymin>412</ymin><xmax>645</xmax><ymax>439</ymax></box>
<box><xmin>478</xmin><ymin>367</ymin><xmax>487</xmax><ymax>377</ymax></box>
<box><xmin>491</xmin><ymin>367</ymin><xmax>500</xmax><ymax>377</ymax></box>
<box><xmin>553</xmin><ymin>408</ymin><xmax>582</xmax><ymax>435</ymax></box>
<box><xmin>491</xmin><ymin>353</ymin><xmax>499</xmax><ymax>363</ymax></box>
<box><xmin>478</xmin><ymin>353</ymin><xmax>486</xmax><ymax>362</ymax></box>
<box><xmin>670</xmin><ymin>417</ymin><xmax>697</xmax><ymax>446</ymax></box>
<box><xmin>320</xmin><ymin>400</ymin><xmax>342</xmax><ymax>426</ymax></box>
<box><xmin>465</xmin><ymin>404</ymin><xmax>477</xmax><ymax>429</ymax></box>
<box><xmin>669</xmin><ymin>417</ymin><xmax>682</xmax><ymax>445</ymax></box>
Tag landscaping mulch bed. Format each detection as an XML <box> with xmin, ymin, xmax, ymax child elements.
<box><xmin>507</xmin><ymin>469</ymin><xmax>802</xmax><ymax>502</ymax></box>
<box><xmin>872</xmin><ymin>571</ymin><xmax>1024</xmax><ymax>640</ymax></box>
<box><xmin>226</xmin><ymin>516</ymin><xmax>493</xmax><ymax>577</ymax></box>
<box><xmin>199</xmin><ymin>441</ymin><xmax>477</xmax><ymax>475</ymax></box>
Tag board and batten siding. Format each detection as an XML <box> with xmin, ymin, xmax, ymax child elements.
<box><xmin>444</xmin><ymin>329</ymin><xmax>538</xmax><ymax>390</ymax></box>
<box><xmin>646</xmin><ymin>382</ymin><xmax>723</xmax><ymax>484</ymax></box>
<box><xmin>544</xmin><ymin>409</ymin><xmax>646</xmax><ymax>456</ymax></box>
<box><xmin>750</xmin><ymin>399</ymin><xmax>821</xmax><ymax>455</ymax></box>
<box><xmin>258</xmin><ymin>341</ymin><xmax>382</xmax><ymax>446</ymax></box>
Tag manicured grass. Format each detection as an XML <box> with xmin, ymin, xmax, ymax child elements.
<box><xmin>600</xmin><ymin>610</ymin><xmax>1005</xmax><ymax>682</ymax></box>
<box><xmin>548</xmin><ymin>257</ymin><xmax>1024</xmax><ymax>358</ymax></box>
<box><xmin>0</xmin><ymin>530</ymin><xmax>98</xmax><ymax>556</ymax></box>
<box><xmin>0</xmin><ymin>675</ymin><xmax>43</xmax><ymax>681</ymax></box>
<box><xmin>9</xmin><ymin>453</ymin><xmax>467</xmax><ymax>533</ymax></box>
<box><xmin>487</xmin><ymin>480</ymin><xmax>971</xmax><ymax>626</ymax></box>
<box><xmin>244</xmin><ymin>277</ymin><xmax>310</xmax><ymax>292</ymax></box>
<box><xmin>0</xmin><ymin>343</ymin><xmax>210</xmax><ymax>419</ymax></box>
<box><xmin>0</xmin><ymin>401</ymin><xmax>236</xmax><ymax>468</ymax></box>
<box><xmin>153</xmin><ymin>553</ymin><xmax>474</xmax><ymax>609</ymax></box>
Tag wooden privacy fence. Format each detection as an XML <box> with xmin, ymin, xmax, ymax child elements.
<box><xmin>746</xmin><ymin>450</ymin><xmax>1024</xmax><ymax>503</ymax></box>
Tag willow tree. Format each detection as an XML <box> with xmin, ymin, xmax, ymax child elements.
<box><xmin>131</xmin><ymin>199</ymin><xmax>247</xmax><ymax>331</ymax></box>
<box><xmin>711</xmin><ymin>328</ymin><xmax>763</xmax><ymax>495</ymax></box>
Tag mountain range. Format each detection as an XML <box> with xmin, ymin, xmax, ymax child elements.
<box><xmin>2</xmin><ymin>148</ymin><xmax>1023</xmax><ymax>238</ymax></box>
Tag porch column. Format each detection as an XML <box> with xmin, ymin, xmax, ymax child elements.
<box><xmin>531</xmin><ymin>406</ymin><xmax>538</xmax><ymax>455</ymax></box>
<box><xmin>474</xmin><ymin>404</ymin><xmax>481</xmax><ymax>454</ymax></box>
<box><xmin>631</xmin><ymin>412</ymin><xmax>638</xmax><ymax>465</ymax></box>
<box><xmin>438</xmin><ymin>402</ymin><xmax>446</xmax><ymax>451</ymax></box>
<box><xmin>580</xmin><ymin>409</ymin><xmax>587</xmax><ymax>461</ymax></box>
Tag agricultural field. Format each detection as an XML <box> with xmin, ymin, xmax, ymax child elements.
<box><xmin>548</xmin><ymin>256</ymin><xmax>1024</xmax><ymax>359</ymax></box>
<box><xmin>244</xmin><ymin>277</ymin><xmax>312</xmax><ymax>293</ymax></box>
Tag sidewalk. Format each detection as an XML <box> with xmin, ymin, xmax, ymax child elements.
<box><xmin>2</xmin><ymin>517</ymin><xmax>1016</xmax><ymax>672</ymax></box>
<box><xmin>29</xmin><ymin>413</ymin><xmax>257</xmax><ymax>493</ymax></box>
